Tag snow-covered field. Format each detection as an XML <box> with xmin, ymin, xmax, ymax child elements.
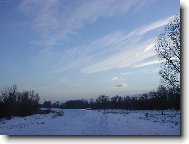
<box><xmin>0</xmin><ymin>109</ymin><xmax>180</xmax><ymax>135</ymax></box>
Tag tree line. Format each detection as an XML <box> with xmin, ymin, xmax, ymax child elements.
<box><xmin>41</xmin><ymin>85</ymin><xmax>180</xmax><ymax>112</ymax></box>
<box><xmin>0</xmin><ymin>84</ymin><xmax>180</xmax><ymax>119</ymax></box>
<box><xmin>0</xmin><ymin>85</ymin><xmax>40</xmax><ymax>118</ymax></box>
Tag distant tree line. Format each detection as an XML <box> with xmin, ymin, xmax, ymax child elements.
<box><xmin>41</xmin><ymin>85</ymin><xmax>180</xmax><ymax>112</ymax></box>
<box><xmin>0</xmin><ymin>85</ymin><xmax>40</xmax><ymax>118</ymax></box>
<box><xmin>0</xmin><ymin>84</ymin><xmax>180</xmax><ymax>119</ymax></box>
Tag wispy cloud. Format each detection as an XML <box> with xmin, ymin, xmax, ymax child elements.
<box><xmin>111</xmin><ymin>76</ymin><xmax>124</xmax><ymax>81</ymax></box>
<box><xmin>140</xmin><ymin>68</ymin><xmax>159</xmax><ymax>74</ymax></box>
<box><xmin>19</xmin><ymin>0</ymin><xmax>60</xmax><ymax>34</ymax></box>
<box><xmin>19</xmin><ymin>0</ymin><xmax>149</xmax><ymax>47</ymax></box>
<box><xmin>20</xmin><ymin>0</ymin><xmax>174</xmax><ymax>74</ymax></box>
<box><xmin>80</xmin><ymin>16</ymin><xmax>173</xmax><ymax>73</ymax></box>
<box><xmin>112</xmin><ymin>77</ymin><xmax>119</xmax><ymax>81</ymax></box>
<box><xmin>116</xmin><ymin>84</ymin><xmax>128</xmax><ymax>88</ymax></box>
<box><xmin>133</xmin><ymin>59</ymin><xmax>161</xmax><ymax>68</ymax></box>
<box><xmin>49</xmin><ymin>15</ymin><xmax>173</xmax><ymax>74</ymax></box>
<box><xmin>143</xmin><ymin>43</ymin><xmax>155</xmax><ymax>52</ymax></box>
<box><xmin>80</xmin><ymin>40</ymin><xmax>157</xmax><ymax>73</ymax></box>
<box><xmin>50</xmin><ymin>31</ymin><xmax>138</xmax><ymax>73</ymax></box>
<box><xmin>137</xmin><ymin>16</ymin><xmax>174</xmax><ymax>36</ymax></box>
<box><xmin>121</xmin><ymin>72</ymin><xmax>132</xmax><ymax>75</ymax></box>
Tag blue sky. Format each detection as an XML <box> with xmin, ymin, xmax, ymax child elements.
<box><xmin>0</xmin><ymin>0</ymin><xmax>180</xmax><ymax>101</ymax></box>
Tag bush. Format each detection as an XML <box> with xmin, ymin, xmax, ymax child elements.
<box><xmin>0</xmin><ymin>85</ymin><xmax>40</xmax><ymax>118</ymax></box>
<box><xmin>51</xmin><ymin>110</ymin><xmax>64</xmax><ymax>119</ymax></box>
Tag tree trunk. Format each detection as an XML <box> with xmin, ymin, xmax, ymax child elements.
<box><xmin>161</xmin><ymin>109</ymin><xmax>164</xmax><ymax>115</ymax></box>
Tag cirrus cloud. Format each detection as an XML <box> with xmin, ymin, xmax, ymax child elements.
<box><xmin>19</xmin><ymin>0</ymin><xmax>151</xmax><ymax>47</ymax></box>
<box><xmin>80</xmin><ymin>16</ymin><xmax>173</xmax><ymax>73</ymax></box>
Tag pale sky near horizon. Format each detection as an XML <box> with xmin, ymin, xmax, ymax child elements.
<box><xmin>0</xmin><ymin>0</ymin><xmax>180</xmax><ymax>101</ymax></box>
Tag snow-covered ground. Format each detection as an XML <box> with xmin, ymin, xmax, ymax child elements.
<box><xmin>0</xmin><ymin>109</ymin><xmax>180</xmax><ymax>135</ymax></box>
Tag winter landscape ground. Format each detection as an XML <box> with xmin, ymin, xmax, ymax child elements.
<box><xmin>0</xmin><ymin>109</ymin><xmax>180</xmax><ymax>135</ymax></box>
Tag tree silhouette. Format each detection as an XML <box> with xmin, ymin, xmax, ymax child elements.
<box><xmin>0</xmin><ymin>85</ymin><xmax>40</xmax><ymax>118</ymax></box>
<box><xmin>110</xmin><ymin>95</ymin><xmax>123</xmax><ymax>108</ymax></box>
<box><xmin>96</xmin><ymin>95</ymin><xmax>109</xmax><ymax>109</ymax></box>
<box><xmin>155</xmin><ymin>14</ymin><xmax>180</xmax><ymax>88</ymax></box>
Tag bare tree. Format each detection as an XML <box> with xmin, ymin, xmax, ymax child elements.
<box><xmin>0</xmin><ymin>85</ymin><xmax>40</xmax><ymax>118</ymax></box>
<box><xmin>155</xmin><ymin>14</ymin><xmax>180</xmax><ymax>88</ymax></box>
<box><xmin>96</xmin><ymin>95</ymin><xmax>109</xmax><ymax>110</ymax></box>
<box><xmin>157</xmin><ymin>85</ymin><xmax>167</xmax><ymax>115</ymax></box>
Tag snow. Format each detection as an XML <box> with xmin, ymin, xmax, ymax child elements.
<box><xmin>0</xmin><ymin>109</ymin><xmax>180</xmax><ymax>135</ymax></box>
